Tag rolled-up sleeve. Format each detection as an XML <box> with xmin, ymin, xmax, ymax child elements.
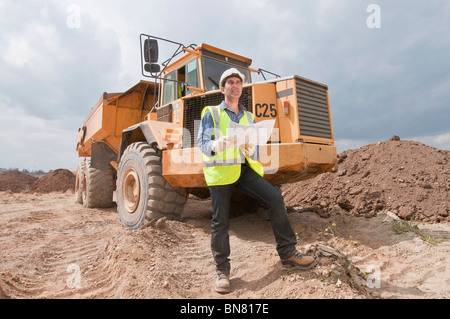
<box><xmin>196</xmin><ymin>109</ymin><xmax>216</xmax><ymax>157</ymax></box>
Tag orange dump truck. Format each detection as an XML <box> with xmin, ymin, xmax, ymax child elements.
<box><xmin>75</xmin><ymin>35</ymin><xmax>337</xmax><ymax>229</ymax></box>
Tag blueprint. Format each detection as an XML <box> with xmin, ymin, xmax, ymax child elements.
<box><xmin>227</xmin><ymin>119</ymin><xmax>275</xmax><ymax>146</ymax></box>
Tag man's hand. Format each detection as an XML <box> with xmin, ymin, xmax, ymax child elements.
<box><xmin>212</xmin><ymin>136</ymin><xmax>235</xmax><ymax>153</ymax></box>
<box><xmin>239</xmin><ymin>144</ymin><xmax>256</xmax><ymax>157</ymax></box>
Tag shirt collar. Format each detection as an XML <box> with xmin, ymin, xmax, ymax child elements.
<box><xmin>219</xmin><ymin>100</ymin><xmax>246</xmax><ymax>112</ymax></box>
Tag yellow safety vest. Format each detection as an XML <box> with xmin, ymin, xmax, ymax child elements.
<box><xmin>201</xmin><ymin>105</ymin><xmax>264</xmax><ymax>186</ymax></box>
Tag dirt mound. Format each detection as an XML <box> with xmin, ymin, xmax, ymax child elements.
<box><xmin>31</xmin><ymin>169</ymin><xmax>76</xmax><ymax>193</ymax></box>
<box><xmin>282</xmin><ymin>137</ymin><xmax>449</xmax><ymax>223</ymax></box>
<box><xmin>0</xmin><ymin>169</ymin><xmax>76</xmax><ymax>194</ymax></box>
<box><xmin>0</xmin><ymin>171</ymin><xmax>37</xmax><ymax>193</ymax></box>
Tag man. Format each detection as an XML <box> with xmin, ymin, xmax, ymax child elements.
<box><xmin>197</xmin><ymin>68</ymin><xmax>318</xmax><ymax>294</ymax></box>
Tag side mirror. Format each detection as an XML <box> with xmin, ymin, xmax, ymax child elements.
<box><xmin>144</xmin><ymin>63</ymin><xmax>161</xmax><ymax>73</ymax></box>
<box><xmin>144</xmin><ymin>39</ymin><xmax>159</xmax><ymax>63</ymax></box>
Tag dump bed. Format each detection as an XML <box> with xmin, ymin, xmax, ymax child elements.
<box><xmin>76</xmin><ymin>81</ymin><xmax>158</xmax><ymax>157</ymax></box>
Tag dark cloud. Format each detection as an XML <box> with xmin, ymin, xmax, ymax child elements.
<box><xmin>0</xmin><ymin>1</ymin><xmax>122</xmax><ymax>120</ymax></box>
<box><xmin>0</xmin><ymin>1</ymin><xmax>122</xmax><ymax>170</ymax></box>
<box><xmin>299</xmin><ymin>1</ymin><xmax>450</xmax><ymax>146</ymax></box>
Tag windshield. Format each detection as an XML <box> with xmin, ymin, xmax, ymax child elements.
<box><xmin>202</xmin><ymin>57</ymin><xmax>251</xmax><ymax>92</ymax></box>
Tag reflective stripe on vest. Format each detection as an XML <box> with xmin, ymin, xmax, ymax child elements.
<box><xmin>201</xmin><ymin>105</ymin><xmax>264</xmax><ymax>186</ymax></box>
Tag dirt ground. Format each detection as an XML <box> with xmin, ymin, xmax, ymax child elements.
<box><xmin>0</xmin><ymin>137</ymin><xmax>449</xmax><ymax>299</ymax></box>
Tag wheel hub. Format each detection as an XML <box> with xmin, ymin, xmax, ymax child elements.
<box><xmin>122</xmin><ymin>168</ymin><xmax>140</xmax><ymax>213</ymax></box>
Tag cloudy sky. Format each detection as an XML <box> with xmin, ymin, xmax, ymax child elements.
<box><xmin>0</xmin><ymin>0</ymin><xmax>449</xmax><ymax>171</ymax></box>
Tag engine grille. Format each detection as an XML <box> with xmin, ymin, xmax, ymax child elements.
<box><xmin>296</xmin><ymin>77</ymin><xmax>332</xmax><ymax>139</ymax></box>
<box><xmin>157</xmin><ymin>103</ymin><xmax>172</xmax><ymax>122</ymax></box>
<box><xmin>183</xmin><ymin>87</ymin><xmax>253</xmax><ymax>147</ymax></box>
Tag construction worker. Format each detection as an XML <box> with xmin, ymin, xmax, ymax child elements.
<box><xmin>197</xmin><ymin>68</ymin><xmax>318</xmax><ymax>294</ymax></box>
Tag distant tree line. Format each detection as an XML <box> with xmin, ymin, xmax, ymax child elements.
<box><xmin>0</xmin><ymin>168</ymin><xmax>51</xmax><ymax>175</ymax></box>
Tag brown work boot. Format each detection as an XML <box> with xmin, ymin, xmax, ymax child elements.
<box><xmin>215</xmin><ymin>274</ymin><xmax>230</xmax><ymax>293</ymax></box>
<box><xmin>281</xmin><ymin>251</ymin><xmax>319</xmax><ymax>270</ymax></box>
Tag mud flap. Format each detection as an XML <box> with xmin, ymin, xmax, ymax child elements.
<box><xmin>91</xmin><ymin>142</ymin><xmax>117</xmax><ymax>171</ymax></box>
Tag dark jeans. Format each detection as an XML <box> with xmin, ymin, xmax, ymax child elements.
<box><xmin>209</xmin><ymin>164</ymin><xmax>297</xmax><ymax>275</ymax></box>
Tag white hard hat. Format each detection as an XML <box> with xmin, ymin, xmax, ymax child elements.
<box><xmin>219</xmin><ymin>68</ymin><xmax>245</xmax><ymax>89</ymax></box>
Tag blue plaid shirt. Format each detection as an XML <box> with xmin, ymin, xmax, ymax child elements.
<box><xmin>196</xmin><ymin>101</ymin><xmax>259</xmax><ymax>161</ymax></box>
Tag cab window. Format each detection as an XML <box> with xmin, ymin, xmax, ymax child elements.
<box><xmin>202</xmin><ymin>57</ymin><xmax>250</xmax><ymax>92</ymax></box>
<box><xmin>176</xmin><ymin>59</ymin><xmax>199</xmax><ymax>98</ymax></box>
<box><xmin>163</xmin><ymin>71</ymin><xmax>175</xmax><ymax>105</ymax></box>
<box><xmin>163</xmin><ymin>59</ymin><xmax>199</xmax><ymax>104</ymax></box>
<box><xmin>185</xmin><ymin>59</ymin><xmax>198</xmax><ymax>94</ymax></box>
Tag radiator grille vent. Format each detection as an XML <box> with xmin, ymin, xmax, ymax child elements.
<box><xmin>157</xmin><ymin>103</ymin><xmax>172</xmax><ymax>122</ymax></box>
<box><xmin>183</xmin><ymin>87</ymin><xmax>253</xmax><ymax>147</ymax></box>
<box><xmin>296</xmin><ymin>77</ymin><xmax>332</xmax><ymax>139</ymax></box>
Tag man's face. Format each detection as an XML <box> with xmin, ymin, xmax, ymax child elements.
<box><xmin>221</xmin><ymin>76</ymin><xmax>242</xmax><ymax>99</ymax></box>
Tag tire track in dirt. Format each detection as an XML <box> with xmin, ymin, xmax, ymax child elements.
<box><xmin>0</xmin><ymin>193</ymin><xmax>121</xmax><ymax>298</ymax></box>
<box><xmin>132</xmin><ymin>219</ymin><xmax>215</xmax><ymax>298</ymax></box>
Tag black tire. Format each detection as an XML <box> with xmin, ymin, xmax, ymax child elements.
<box><xmin>74</xmin><ymin>161</ymin><xmax>85</xmax><ymax>204</ymax></box>
<box><xmin>82</xmin><ymin>159</ymin><xmax>115</xmax><ymax>208</ymax></box>
<box><xmin>116</xmin><ymin>142</ymin><xmax>187</xmax><ymax>230</ymax></box>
